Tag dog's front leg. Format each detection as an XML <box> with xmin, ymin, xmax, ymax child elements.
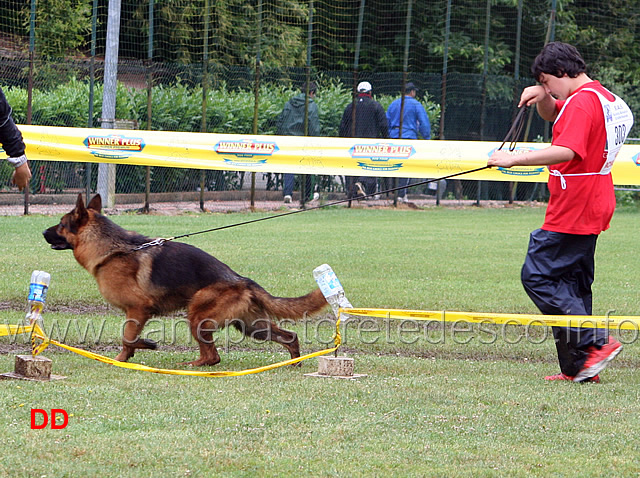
<box><xmin>115</xmin><ymin>312</ymin><xmax>156</xmax><ymax>362</ymax></box>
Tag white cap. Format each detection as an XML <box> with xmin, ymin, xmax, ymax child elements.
<box><xmin>357</xmin><ymin>81</ymin><xmax>372</xmax><ymax>92</ymax></box>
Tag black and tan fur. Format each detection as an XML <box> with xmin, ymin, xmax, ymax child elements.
<box><xmin>43</xmin><ymin>194</ymin><xmax>327</xmax><ymax>366</ymax></box>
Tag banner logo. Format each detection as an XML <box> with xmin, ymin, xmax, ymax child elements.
<box><xmin>214</xmin><ymin>139</ymin><xmax>278</xmax><ymax>167</ymax></box>
<box><xmin>604</xmin><ymin>104</ymin><xmax>613</xmax><ymax>123</ymax></box>
<box><xmin>222</xmin><ymin>158</ymin><xmax>269</xmax><ymax>167</ymax></box>
<box><xmin>495</xmin><ymin>166</ymin><xmax>546</xmax><ymax>176</ymax></box>
<box><xmin>350</xmin><ymin>142</ymin><xmax>414</xmax><ymax>160</ymax></box>
<box><xmin>351</xmin><ymin>142</ymin><xmax>413</xmax><ymax>172</ymax></box>
<box><xmin>357</xmin><ymin>162</ymin><xmax>404</xmax><ymax>171</ymax></box>
<box><xmin>488</xmin><ymin>146</ymin><xmax>546</xmax><ymax>177</ymax></box>
<box><xmin>84</xmin><ymin>134</ymin><xmax>145</xmax><ymax>160</ymax></box>
<box><xmin>632</xmin><ymin>153</ymin><xmax>640</xmax><ymax>166</ymax></box>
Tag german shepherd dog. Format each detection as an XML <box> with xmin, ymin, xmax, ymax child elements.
<box><xmin>43</xmin><ymin>194</ymin><xmax>327</xmax><ymax>366</ymax></box>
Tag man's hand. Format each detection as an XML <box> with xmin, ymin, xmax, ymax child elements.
<box><xmin>519</xmin><ymin>85</ymin><xmax>548</xmax><ymax>107</ymax></box>
<box><xmin>488</xmin><ymin>145</ymin><xmax>575</xmax><ymax>170</ymax></box>
<box><xmin>519</xmin><ymin>85</ymin><xmax>557</xmax><ymax>122</ymax></box>
<box><xmin>12</xmin><ymin>162</ymin><xmax>32</xmax><ymax>191</ymax></box>
<box><xmin>488</xmin><ymin>150</ymin><xmax>516</xmax><ymax>169</ymax></box>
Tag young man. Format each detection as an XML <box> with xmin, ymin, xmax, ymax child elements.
<box><xmin>0</xmin><ymin>86</ymin><xmax>31</xmax><ymax>191</ymax></box>
<box><xmin>488</xmin><ymin>42</ymin><xmax>633</xmax><ymax>383</ymax></box>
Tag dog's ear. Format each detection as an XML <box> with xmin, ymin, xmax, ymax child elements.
<box><xmin>68</xmin><ymin>193</ymin><xmax>89</xmax><ymax>229</ymax></box>
<box><xmin>75</xmin><ymin>193</ymin><xmax>85</xmax><ymax>209</ymax></box>
<box><xmin>87</xmin><ymin>194</ymin><xmax>102</xmax><ymax>213</ymax></box>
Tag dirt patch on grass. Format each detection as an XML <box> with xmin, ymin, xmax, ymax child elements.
<box><xmin>0</xmin><ymin>196</ymin><xmax>545</xmax><ymax>217</ymax></box>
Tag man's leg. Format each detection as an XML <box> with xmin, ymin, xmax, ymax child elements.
<box><xmin>283</xmin><ymin>174</ymin><xmax>294</xmax><ymax>202</ymax></box>
<box><xmin>304</xmin><ymin>175</ymin><xmax>317</xmax><ymax>201</ymax></box>
<box><xmin>361</xmin><ymin>176</ymin><xmax>377</xmax><ymax>196</ymax></box>
<box><xmin>398</xmin><ymin>178</ymin><xmax>409</xmax><ymax>199</ymax></box>
<box><xmin>521</xmin><ymin>229</ymin><xmax>601</xmax><ymax>376</ymax></box>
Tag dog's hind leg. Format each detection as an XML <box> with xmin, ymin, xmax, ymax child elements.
<box><xmin>182</xmin><ymin>284</ymin><xmax>255</xmax><ymax>366</ymax></box>
<box><xmin>238</xmin><ymin>318</ymin><xmax>301</xmax><ymax>362</ymax></box>
<box><xmin>115</xmin><ymin>311</ymin><xmax>156</xmax><ymax>362</ymax></box>
<box><xmin>181</xmin><ymin>317</ymin><xmax>222</xmax><ymax>367</ymax></box>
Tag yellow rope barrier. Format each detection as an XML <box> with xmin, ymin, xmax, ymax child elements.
<box><xmin>342</xmin><ymin>308</ymin><xmax>640</xmax><ymax>330</ymax></box>
<box><xmin>0</xmin><ymin>319</ymin><xmax>342</xmax><ymax>377</ymax></box>
<box><xmin>7</xmin><ymin>306</ymin><xmax>639</xmax><ymax>377</ymax></box>
<box><xmin>0</xmin><ymin>324</ymin><xmax>34</xmax><ymax>336</ymax></box>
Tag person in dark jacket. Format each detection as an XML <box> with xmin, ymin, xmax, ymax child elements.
<box><xmin>339</xmin><ymin>81</ymin><xmax>389</xmax><ymax>198</ymax></box>
<box><xmin>0</xmin><ymin>87</ymin><xmax>31</xmax><ymax>191</ymax></box>
<box><xmin>276</xmin><ymin>82</ymin><xmax>320</xmax><ymax>203</ymax></box>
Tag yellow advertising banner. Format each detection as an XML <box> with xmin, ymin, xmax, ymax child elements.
<box><xmin>19</xmin><ymin>124</ymin><xmax>640</xmax><ymax>185</ymax></box>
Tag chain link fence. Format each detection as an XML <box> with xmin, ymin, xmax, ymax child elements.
<box><xmin>0</xmin><ymin>0</ymin><xmax>638</xmax><ymax>213</ymax></box>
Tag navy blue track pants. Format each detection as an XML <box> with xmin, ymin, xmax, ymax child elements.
<box><xmin>521</xmin><ymin>229</ymin><xmax>607</xmax><ymax>376</ymax></box>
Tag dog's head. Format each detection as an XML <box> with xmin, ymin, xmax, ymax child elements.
<box><xmin>43</xmin><ymin>194</ymin><xmax>102</xmax><ymax>250</ymax></box>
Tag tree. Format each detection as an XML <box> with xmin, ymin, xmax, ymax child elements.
<box><xmin>35</xmin><ymin>0</ymin><xmax>92</xmax><ymax>58</ymax></box>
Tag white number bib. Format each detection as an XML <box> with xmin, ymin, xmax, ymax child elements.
<box><xmin>549</xmin><ymin>87</ymin><xmax>634</xmax><ymax>189</ymax></box>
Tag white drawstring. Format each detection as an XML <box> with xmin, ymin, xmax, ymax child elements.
<box><xmin>548</xmin><ymin>168</ymin><xmax>606</xmax><ymax>190</ymax></box>
<box><xmin>548</xmin><ymin>169</ymin><xmax>567</xmax><ymax>189</ymax></box>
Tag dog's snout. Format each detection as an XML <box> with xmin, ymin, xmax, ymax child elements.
<box><xmin>43</xmin><ymin>224</ymin><xmax>72</xmax><ymax>250</ymax></box>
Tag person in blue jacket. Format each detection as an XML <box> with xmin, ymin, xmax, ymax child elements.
<box><xmin>0</xmin><ymin>86</ymin><xmax>31</xmax><ymax>191</ymax></box>
<box><xmin>386</xmin><ymin>82</ymin><xmax>431</xmax><ymax>202</ymax></box>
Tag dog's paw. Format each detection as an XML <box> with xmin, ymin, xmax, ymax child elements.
<box><xmin>179</xmin><ymin>358</ymin><xmax>221</xmax><ymax>367</ymax></box>
<box><xmin>114</xmin><ymin>351</ymin><xmax>133</xmax><ymax>362</ymax></box>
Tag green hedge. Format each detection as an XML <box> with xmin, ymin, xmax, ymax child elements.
<box><xmin>3</xmin><ymin>77</ymin><xmax>440</xmax><ymax>138</ymax></box>
<box><xmin>2</xmin><ymin>79</ymin><xmax>440</xmax><ymax>194</ymax></box>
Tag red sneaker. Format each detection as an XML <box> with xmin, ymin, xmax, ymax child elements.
<box><xmin>573</xmin><ymin>336</ymin><xmax>622</xmax><ymax>382</ymax></box>
<box><xmin>544</xmin><ymin>372</ymin><xmax>600</xmax><ymax>383</ymax></box>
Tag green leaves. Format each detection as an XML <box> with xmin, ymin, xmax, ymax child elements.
<box><xmin>10</xmin><ymin>78</ymin><xmax>441</xmax><ymax>138</ymax></box>
<box><xmin>34</xmin><ymin>0</ymin><xmax>91</xmax><ymax>58</ymax></box>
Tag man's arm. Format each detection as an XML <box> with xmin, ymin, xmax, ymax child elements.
<box><xmin>488</xmin><ymin>145</ymin><xmax>575</xmax><ymax>168</ymax></box>
<box><xmin>0</xmin><ymin>87</ymin><xmax>31</xmax><ymax>191</ymax></box>
<box><xmin>338</xmin><ymin>104</ymin><xmax>352</xmax><ymax>137</ymax></box>
<box><xmin>275</xmin><ymin>102</ymin><xmax>289</xmax><ymax>135</ymax></box>
<box><xmin>376</xmin><ymin>103</ymin><xmax>389</xmax><ymax>138</ymax></box>
<box><xmin>386</xmin><ymin>101</ymin><xmax>397</xmax><ymax>128</ymax></box>
<box><xmin>415</xmin><ymin>102</ymin><xmax>431</xmax><ymax>140</ymax></box>
<box><xmin>519</xmin><ymin>85</ymin><xmax>557</xmax><ymax>122</ymax></box>
<box><xmin>309</xmin><ymin>102</ymin><xmax>321</xmax><ymax>136</ymax></box>
<box><xmin>0</xmin><ymin>88</ymin><xmax>25</xmax><ymax>158</ymax></box>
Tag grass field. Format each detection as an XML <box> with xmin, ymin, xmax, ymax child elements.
<box><xmin>1</xmin><ymin>204</ymin><xmax>640</xmax><ymax>477</ymax></box>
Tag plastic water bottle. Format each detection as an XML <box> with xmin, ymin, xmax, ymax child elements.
<box><xmin>313</xmin><ymin>264</ymin><xmax>353</xmax><ymax>319</ymax></box>
<box><xmin>25</xmin><ymin>270</ymin><xmax>51</xmax><ymax>329</ymax></box>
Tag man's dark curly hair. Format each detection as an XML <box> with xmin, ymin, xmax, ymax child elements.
<box><xmin>531</xmin><ymin>42</ymin><xmax>587</xmax><ymax>82</ymax></box>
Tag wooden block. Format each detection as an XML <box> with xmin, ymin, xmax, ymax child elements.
<box><xmin>317</xmin><ymin>356</ymin><xmax>354</xmax><ymax>376</ymax></box>
<box><xmin>304</xmin><ymin>356</ymin><xmax>366</xmax><ymax>379</ymax></box>
<box><xmin>14</xmin><ymin>354</ymin><xmax>52</xmax><ymax>380</ymax></box>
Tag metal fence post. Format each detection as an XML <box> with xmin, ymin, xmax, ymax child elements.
<box><xmin>87</xmin><ymin>0</ymin><xmax>99</xmax><ymax>205</ymax></box>
<box><xmin>199</xmin><ymin>0</ymin><xmax>210</xmax><ymax>212</ymax></box>
<box><xmin>24</xmin><ymin>0</ymin><xmax>37</xmax><ymax>215</ymax></box>
<box><xmin>250</xmin><ymin>0</ymin><xmax>264</xmax><ymax>210</ymax></box>
<box><xmin>143</xmin><ymin>0</ymin><xmax>155</xmax><ymax>214</ymax></box>
<box><xmin>97</xmin><ymin>0</ymin><xmax>122</xmax><ymax>209</ymax></box>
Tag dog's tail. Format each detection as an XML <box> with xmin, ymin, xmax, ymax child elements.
<box><xmin>249</xmin><ymin>282</ymin><xmax>328</xmax><ymax>320</ymax></box>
